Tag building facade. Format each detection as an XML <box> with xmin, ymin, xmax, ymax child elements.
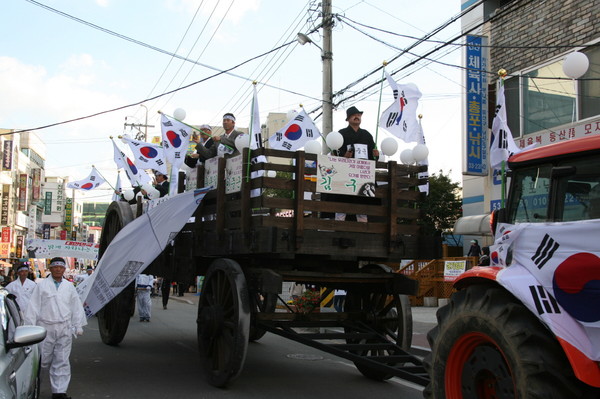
<box><xmin>459</xmin><ymin>0</ymin><xmax>600</xmax><ymax>249</ymax></box>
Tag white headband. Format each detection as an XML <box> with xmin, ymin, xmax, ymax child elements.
<box><xmin>223</xmin><ymin>115</ymin><xmax>236</xmax><ymax>122</ymax></box>
<box><xmin>50</xmin><ymin>260</ymin><xmax>66</xmax><ymax>267</ymax></box>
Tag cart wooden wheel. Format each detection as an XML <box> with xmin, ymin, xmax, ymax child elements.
<box><xmin>344</xmin><ymin>290</ymin><xmax>413</xmax><ymax>381</ymax></box>
<box><xmin>197</xmin><ymin>258</ymin><xmax>251</xmax><ymax>387</ymax></box>
<box><xmin>97</xmin><ymin>201</ymin><xmax>136</xmax><ymax>346</ymax></box>
<box><xmin>249</xmin><ymin>291</ymin><xmax>277</xmax><ymax>342</ymax></box>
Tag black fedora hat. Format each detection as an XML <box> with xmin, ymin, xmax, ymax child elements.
<box><xmin>345</xmin><ymin>106</ymin><xmax>363</xmax><ymax>121</ymax></box>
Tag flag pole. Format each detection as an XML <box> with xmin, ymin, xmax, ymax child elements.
<box><xmin>91</xmin><ymin>165</ymin><xmax>116</xmax><ymax>192</ymax></box>
<box><xmin>246</xmin><ymin>81</ymin><xmax>258</xmax><ymax>182</ymax></box>
<box><xmin>498</xmin><ymin>69</ymin><xmax>507</xmax><ymax>209</ymax></box>
<box><xmin>374</xmin><ymin>61</ymin><xmax>388</xmax><ymax>153</ymax></box>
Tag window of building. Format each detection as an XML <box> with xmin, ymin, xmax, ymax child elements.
<box><xmin>504</xmin><ymin>45</ymin><xmax>600</xmax><ymax>137</ymax></box>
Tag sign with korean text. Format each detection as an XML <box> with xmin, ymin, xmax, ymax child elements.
<box><xmin>0</xmin><ymin>243</ymin><xmax>9</xmax><ymax>258</ymax></box>
<box><xmin>65</xmin><ymin>198</ymin><xmax>73</xmax><ymax>231</ymax></box>
<box><xmin>60</xmin><ymin>230</ymin><xmax>67</xmax><ymax>240</ymax></box>
<box><xmin>225</xmin><ymin>155</ymin><xmax>243</xmax><ymax>194</ymax></box>
<box><xmin>27</xmin><ymin>205</ymin><xmax>36</xmax><ymax>238</ymax></box>
<box><xmin>316</xmin><ymin>155</ymin><xmax>376</xmax><ymax>196</ymax></box>
<box><xmin>465</xmin><ymin>35</ymin><xmax>488</xmax><ymax>176</ymax></box>
<box><xmin>1</xmin><ymin>227</ymin><xmax>10</xmax><ymax>243</ymax></box>
<box><xmin>43</xmin><ymin>224</ymin><xmax>50</xmax><ymax>240</ymax></box>
<box><xmin>15</xmin><ymin>235</ymin><xmax>23</xmax><ymax>259</ymax></box>
<box><xmin>2</xmin><ymin>140</ymin><xmax>12</xmax><ymax>170</ymax></box>
<box><xmin>32</xmin><ymin>168</ymin><xmax>41</xmax><ymax>200</ymax></box>
<box><xmin>25</xmin><ymin>238</ymin><xmax>100</xmax><ymax>260</ymax></box>
<box><xmin>203</xmin><ymin>155</ymin><xmax>244</xmax><ymax>194</ymax></box>
<box><xmin>18</xmin><ymin>174</ymin><xmax>28</xmax><ymax>211</ymax></box>
<box><xmin>44</xmin><ymin>192</ymin><xmax>52</xmax><ymax>215</ymax></box>
<box><xmin>444</xmin><ymin>260</ymin><xmax>467</xmax><ymax>282</ymax></box>
<box><xmin>55</xmin><ymin>183</ymin><xmax>64</xmax><ymax>213</ymax></box>
<box><xmin>1</xmin><ymin>185</ymin><xmax>10</xmax><ymax>225</ymax></box>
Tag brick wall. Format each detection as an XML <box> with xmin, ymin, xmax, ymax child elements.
<box><xmin>489</xmin><ymin>0</ymin><xmax>600</xmax><ymax>73</ymax></box>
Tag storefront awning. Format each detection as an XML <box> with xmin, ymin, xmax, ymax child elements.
<box><xmin>453</xmin><ymin>213</ymin><xmax>492</xmax><ymax>236</ymax></box>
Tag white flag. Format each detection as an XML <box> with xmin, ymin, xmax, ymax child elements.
<box><xmin>66</xmin><ymin>166</ymin><xmax>106</xmax><ymax>190</ymax></box>
<box><xmin>112</xmin><ymin>139</ymin><xmax>151</xmax><ymax>187</ymax></box>
<box><xmin>489</xmin><ymin>80</ymin><xmax>522</xmax><ymax>169</ymax></box>
<box><xmin>379</xmin><ymin>71</ymin><xmax>422</xmax><ymax>143</ymax></box>
<box><xmin>121</xmin><ymin>134</ymin><xmax>167</xmax><ymax>175</ymax></box>
<box><xmin>112</xmin><ymin>173</ymin><xmax>122</xmax><ymax>202</ymax></box>
<box><xmin>269</xmin><ymin>109</ymin><xmax>321</xmax><ymax>151</ymax></box>
<box><xmin>77</xmin><ymin>188</ymin><xmax>210</xmax><ymax>317</ymax></box>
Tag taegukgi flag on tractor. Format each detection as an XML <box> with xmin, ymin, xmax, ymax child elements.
<box><xmin>121</xmin><ymin>134</ymin><xmax>167</xmax><ymax>175</ymax></box>
<box><xmin>66</xmin><ymin>166</ymin><xmax>106</xmax><ymax>190</ymax></box>
<box><xmin>269</xmin><ymin>109</ymin><xmax>321</xmax><ymax>152</ymax></box>
<box><xmin>378</xmin><ymin>71</ymin><xmax>422</xmax><ymax>143</ymax></box>
<box><xmin>112</xmin><ymin>138</ymin><xmax>151</xmax><ymax>187</ymax></box>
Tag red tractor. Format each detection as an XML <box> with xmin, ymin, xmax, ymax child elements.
<box><xmin>425</xmin><ymin>134</ymin><xmax>600</xmax><ymax>398</ymax></box>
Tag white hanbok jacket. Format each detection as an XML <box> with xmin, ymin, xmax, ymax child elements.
<box><xmin>24</xmin><ymin>277</ymin><xmax>87</xmax><ymax>331</ymax></box>
<box><xmin>6</xmin><ymin>278</ymin><xmax>37</xmax><ymax>313</ymax></box>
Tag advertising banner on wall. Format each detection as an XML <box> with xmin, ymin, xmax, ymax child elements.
<box><xmin>0</xmin><ymin>243</ymin><xmax>9</xmax><ymax>258</ymax></box>
<box><xmin>2</xmin><ymin>141</ymin><xmax>12</xmax><ymax>171</ymax></box>
<box><xmin>464</xmin><ymin>35</ymin><xmax>489</xmax><ymax>176</ymax></box>
<box><xmin>18</xmin><ymin>174</ymin><xmax>28</xmax><ymax>211</ymax></box>
<box><xmin>32</xmin><ymin>168</ymin><xmax>41</xmax><ymax>200</ymax></box>
<box><xmin>1</xmin><ymin>185</ymin><xmax>10</xmax><ymax>225</ymax></box>
<box><xmin>44</xmin><ymin>192</ymin><xmax>52</xmax><ymax>215</ymax></box>
<box><xmin>65</xmin><ymin>198</ymin><xmax>73</xmax><ymax>231</ymax></box>
<box><xmin>15</xmin><ymin>235</ymin><xmax>23</xmax><ymax>258</ymax></box>
<box><xmin>1</xmin><ymin>227</ymin><xmax>10</xmax><ymax>243</ymax></box>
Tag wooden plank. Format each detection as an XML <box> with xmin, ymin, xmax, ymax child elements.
<box><xmin>388</xmin><ymin>161</ymin><xmax>398</xmax><ymax>254</ymax></box>
<box><xmin>197</xmin><ymin>164</ymin><xmax>205</xmax><ymax>189</ymax></box>
<box><xmin>240</xmin><ymin>151</ymin><xmax>251</xmax><ymax>236</ymax></box>
<box><xmin>294</xmin><ymin>152</ymin><xmax>306</xmax><ymax>250</ymax></box>
<box><xmin>216</xmin><ymin>157</ymin><xmax>226</xmax><ymax>235</ymax></box>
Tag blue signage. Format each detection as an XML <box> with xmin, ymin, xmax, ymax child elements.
<box><xmin>465</xmin><ymin>35</ymin><xmax>488</xmax><ymax>175</ymax></box>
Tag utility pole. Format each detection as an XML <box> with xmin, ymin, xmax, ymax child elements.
<box><xmin>124</xmin><ymin>105</ymin><xmax>154</xmax><ymax>141</ymax></box>
<box><xmin>322</xmin><ymin>0</ymin><xmax>333</xmax><ymax>144</ymax></box>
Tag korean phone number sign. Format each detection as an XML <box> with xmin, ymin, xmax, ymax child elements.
<box><xmin>465</xmin><ymin>35</ymin><xmax>488</xmax><ymax>176</ymax></box>
<box><xmin>316</xmin><ymin>155</ymin><xmax>376</xmax><ymax>196</ymax></box>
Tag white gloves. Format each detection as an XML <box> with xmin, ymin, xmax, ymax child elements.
<box><xmin>72</xmin><ymin>327</ymin><xmax>84</xmax><ymax>338</ymax></box>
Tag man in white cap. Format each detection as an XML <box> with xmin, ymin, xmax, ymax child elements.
<box><xmin>186</xmin><ymin>124</ymin><xmax>215</xmax><ymax>167</ymax></box>
<box><xmin>24</xmin><ymin>257</ymin><xmax>87</xmax><ymax>399</ymax></box>
<box><xmin>6</xmin><ymin>261</ymin><xmax>36</xmax><ymax>311</ymax></box>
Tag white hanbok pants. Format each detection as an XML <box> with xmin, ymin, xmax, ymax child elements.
<box><xmin>40</xmin><ymin>321</ymin><xmax>73</xmax><ymax>394</ymax></box>
<box><xmin>137</xmin><ymin>288</ymin><xmax>152</xmax><ymax>319</ymax></box>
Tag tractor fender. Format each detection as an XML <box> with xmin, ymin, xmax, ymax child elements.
<box><xmin>452</xmin><ymin>266</ymin><xmax>600</xmax><ymax>388</ymax></box>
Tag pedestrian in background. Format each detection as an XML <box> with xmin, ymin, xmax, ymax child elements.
<box><xmin>24</xmin><ymin>257</ymin><xmax>86</xmax><ymax>399</ymax></box>
<box><xmin>467</xmin><ymin>239</ymin><xmax>482</xmax><ymax>257</ymax></box>
<box><xmin>136</xmin><ymin>273</ymin><xmax>154</xmax><ymax>322</ymax></box>
<box><xmin>6</xmin><ymin>262</ymin><xmax>36</xmax><ymax>312</ymax></box>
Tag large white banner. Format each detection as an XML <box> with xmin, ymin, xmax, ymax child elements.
<box><xmin>25</xmin><ymin>238</ymin><xmax>100</xmax><ymax>260</ymax></box>
<box><xmin>491</xmin><ymin>220</ymin><xmax>600</xmax><ymax>361</ymax></box>
<box><xmin>77</xmin><ymin>188</ymin><xmax>210</xmax><ymax>317</ymax></box>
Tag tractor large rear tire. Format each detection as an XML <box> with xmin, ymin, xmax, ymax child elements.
<box><xmin>96</xmin><ymin>201</ymin><xmax>136</xmax><ymax>346</ymax></box>
<box><xmin>424</xmin><ymin>284</ymin><xmax>594</xmax><ymax>399</ymax></box>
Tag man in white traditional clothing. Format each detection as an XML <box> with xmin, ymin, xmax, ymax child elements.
<box><xmin>24</xmin><ymin>257</ymin><xmax>87</xmax><ymax>399</ymax></box>
<box><xmin>5</xmin><ymin>261</ymin><xmax>37</xmax><ymax>312</ymax></box>
<box><xmin>136</xmin><ymin>273</ymin><xmax>154</xmax><ymax>322</ymax></box>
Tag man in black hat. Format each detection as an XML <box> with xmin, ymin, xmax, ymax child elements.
<box><xmin>334</xmin><ymin>106</ymin><xmax>379</xmax><ymax>161</ymax></box>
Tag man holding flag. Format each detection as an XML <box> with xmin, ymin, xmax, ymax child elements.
<box><xmin>195</xmin><ymin>113</ymin><xmax>243</xmax><ymax>159</ymax></box>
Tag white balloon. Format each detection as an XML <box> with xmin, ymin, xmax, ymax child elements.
<box><xmin>400</xmin><ymin>149</ymin><xmax>415</xmax><ymax>165</ymax></box>
<box><xmin>380</xmin><ymin>137</ymin><xmax>398</xmax><ymax>156</ymax></box>
<box><xmin>173</xmin><ymin>108</ymin><xmax>186</xmax><ymax>121</ymax></box>
<box><xmin>412</xmin><ymin>144</ymin><xmax>429</xmax><ymax>162</ymax></box>
<box><xmin>304</xmin><ymin>140</ymin><xmax>322</xmax><ymax>154</ymax></box>
<box><xmin>234</xmin><ymin>134</ymin><xmax>250</xmax><ymax>153</ymax></box>
<box><xmin>122</xmin><ymin>190</ymin><xmax>134</xmax><ymax>201</ymax></box>
<box><xmin>325</xmin><ymin>131</ymin><xmax>344</xmax><ymax>150</ymax></box>
<box><xmin>562</xmin><ymin>51</ymin><xmax>589</xmax><ymax>79</ymax></box>
<box><xmin>286</xmin><ymin>109</ymin><xmax>298</xmax><ymax>120</ymax></box>
<box><xmin>266</xmin><ymin>170</ymin><xmax>277</xmax><ymax>178</ymax></box>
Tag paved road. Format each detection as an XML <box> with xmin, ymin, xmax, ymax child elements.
<box><xmin>39</xmin><ymin>294</ymin><xmax>439</xmax><ymax>399</ymax></box>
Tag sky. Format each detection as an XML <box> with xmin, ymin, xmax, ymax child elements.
<box><xmin>1</xmin><ymin>0</ymin><xmax>464</xmax><ymax>202</ymax></box>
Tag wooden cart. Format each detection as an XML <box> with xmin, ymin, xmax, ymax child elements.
<box><xmin>97</xmin><ymin>148</ymin><xmax>430</xmax><ymax>387</ymax></box>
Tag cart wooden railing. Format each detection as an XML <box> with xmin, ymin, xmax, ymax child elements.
<box><xmin>188</xmin><ymin>147</ymin><xmax>427</xmax><ymax>264</ymax></box>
